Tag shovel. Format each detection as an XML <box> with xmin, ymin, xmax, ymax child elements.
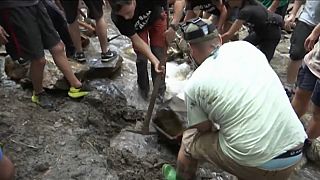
<box><xmin>126</xmin><ymin>58</ymin><xmax>165</xmax><ymax>135</ymax></box>
<box><xmin>125</xmin><ymin>70</ymin><xmax>163</xmax><ymax>135</ymax></box>
<box><xmin>141</xmin><ymin>74</ymin><xmax>163</xmax><ymax>134</ymax></box>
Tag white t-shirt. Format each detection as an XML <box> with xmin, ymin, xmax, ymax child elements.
<box><xmin>299</xmin><ymin>0</ymin><xmax>320</xmax><ymax>26</ymax></box>
<box><xmin>305</xmin><ymin>39</ymin><xmax>320</xmax><ymax>79</ymax></box>
<box><xmin>184</xmin><ymin>41</ymin><xmax>307</xmax><ymax>167</ymax></box>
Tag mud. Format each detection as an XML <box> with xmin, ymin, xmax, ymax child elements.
<box><xmin>0</xmin><ymin>82</ymin><xmax>175</xmax><ymax>180</ymax></box>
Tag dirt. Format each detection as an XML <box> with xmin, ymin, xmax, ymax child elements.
<box><xmin>0</xmin><ymin>81</ymin><xmax>176</xmax><ymax>180</ymax></box>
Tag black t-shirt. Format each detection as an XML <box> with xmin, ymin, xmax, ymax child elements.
<box><xmin>237</xmin><ymin>4</ymin><xmax>269</xmax><ymax>33</ymax></box>
<box><xmin>0</xmin><ymin>0</ymin><xmax>39</xmax><ymax>9</ymax></box>
<box><xmin>185</xmin><ymin>0</ymin><xmax>224</xmax><ymax>16</ymax></box>
<box><xmin>111</xmin><ymin>0</ymin><xmax>165</xmax><ymax>37</ymax></box>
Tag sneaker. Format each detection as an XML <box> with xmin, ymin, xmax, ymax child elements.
<box><xmin>68</xmin><ymin>86</ymin><xmax>89</xmax><ymax>98</ymax></box>
<box><xmin>73</xmin><ymin>52</ymin><xmax>86</xmax><ymax>62</ymax></box>
<box><xmin>101</xmin><ymin>50</ymin><xmax>117</xmax><ymax>62</ymax></box>
<box><xmin>31</xmin><ymin>91</ymin><xmax>54</xmax><ymax>109</ymax></box>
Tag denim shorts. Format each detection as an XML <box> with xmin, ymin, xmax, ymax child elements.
<box><xmin>0</xmin><ymin>147</ymin><xmax>3</xmax><ymax>161</ymax></box>
<box><xmin>297</xmin><ymin>65</ymin><xmax>320</xmax><ymax>106</ymax></box>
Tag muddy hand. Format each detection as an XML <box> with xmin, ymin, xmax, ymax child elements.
<box><xmin>155</xmin><ymin>62</ymin><xmax>165</xmax><ymax>76</ymax></box>
<box><xmin>0</xmin><ymin>26</ymin><xmax>9</xmax><ymax>45</ymax></box>
<box><xmin>284</xmin><ymin>15</ymin><xmax>295</xmax><ymax>31</ymax></box>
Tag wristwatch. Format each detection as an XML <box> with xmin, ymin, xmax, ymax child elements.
<box><xmin>169</xmin><ymin>23</ymin><xmax>179</xmax><ymax>31</ymax></box>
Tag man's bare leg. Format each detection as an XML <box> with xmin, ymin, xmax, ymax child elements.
<box><xmin>306</xmin><ymin>104</ymin><xmax>320</xmax><ymax>139</ymax></box>
<box><xmin>68</xmin><ymin>20</ymin><xmax>83</xmax><ymax>53</ymax></box>
<box><xmin>287</xmin><ymin>60</ymin><xmax>302</xmax><ymax>85</ymax></box>
<box><xmin>49</xmin><ymin>42</ymin><xmax>82</xmax><ymax>88</ymax></box>
<box><xmin>30</xmin><ymin>58</ymin><xmax>46</xmax><ymax>94</ymax></box>
<box><xmin>95</xmin><ymin>16</ymin><xmax>108</xmax><ymax>53</ymax></box>
<box><xmin>176</xmin><ymin>145</ymin><xmax>198</xmax><ymax>180</ymax></box>
<box><xmin>291</xmin><ymin>88</ymin><xmax>312</xmax><ymax>118</ymax></box>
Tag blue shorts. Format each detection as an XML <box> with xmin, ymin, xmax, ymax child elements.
<box><xmin>0</xmin><ymin>147</ymin><xmax>3</xmax><ymax>161</ymax></box>
<box><xmin>297</xmin><ymin>65</ymin><xmax>320</xmax><ymax>106</ymax></box>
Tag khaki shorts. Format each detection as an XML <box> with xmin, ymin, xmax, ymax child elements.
<box><xmin>182</xmin><ymin>129</ymin><xmax>298</xmax><ymax>180</ymax></box>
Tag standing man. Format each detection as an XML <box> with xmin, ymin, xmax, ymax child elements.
<box><xmin>109</xmin><ymin>0</ymin><xmax>166</xmax><ymax>101</ymax></box>
<box><xmin>284</xmin><ymin>0</ymin><xmax>320</xmax><ymax>97</ymax></box>
<box><xmin>164</xmin><ymin>18</ymin><xmax>307</xmax><ymax>180</ymax></box>
<box><xmin>0</xmin><ymin>0</ymin><xmax>89</xmax><ymax>108</ymax></box>
<box><xmin>291</xmin><ymin>23</ymin><xmax>320</xmax><ymax>161</ymax></box>
<box><xmin>222</xmin><ymin>0</ymin><xmax>283</xmax><ymax>62</ymax></box>
<box><xmin>60</xmin><ymin>0</ymin><xmax>117</xmax><ymax>62</ymax></box>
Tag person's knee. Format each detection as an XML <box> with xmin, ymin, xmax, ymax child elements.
<box><xmin>32</xmin><ymin>57</ymin><xmax>46</xmax><ymax>67</ymax></box>
<box><xmin>0</xmin><ymin>156</ymin><xmax>15</xmax><ymax>180</ymax></box>
<box><xmin>51</xmin><ymin>42</ymin><xmax>66</xmax><ymax>54</ymax></box>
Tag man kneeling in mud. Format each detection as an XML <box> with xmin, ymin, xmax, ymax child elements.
<box><xmin>165</xmin><ymin>18</ymin><xmax>307</xmax><ymax>180</ymax></box>
<box><xmin>0</xmin><ymin>147</ymin><xmax>15</xmax><ymax>180</ymax></box>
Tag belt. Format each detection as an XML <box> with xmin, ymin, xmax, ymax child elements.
<box><xmin>274</xmin><ymin>148</ymin><xmax>303</xmax><ymax>159</ymax></box>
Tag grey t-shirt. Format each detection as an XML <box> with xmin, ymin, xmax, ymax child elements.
<box><xmin>0</xmin><ymin>0</ymin><xmax>39</xmax><ymax>9</ymax></box>
<box><xmin>299</xmin><ymin>0</ymin><xmax>320</xmax><ymax>26</ymax></box>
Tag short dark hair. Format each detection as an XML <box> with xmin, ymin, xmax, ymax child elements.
<box><xmin>108</xmin><ymin>0</ymin><xmax>132</xmax><ymax>12</ymax></box>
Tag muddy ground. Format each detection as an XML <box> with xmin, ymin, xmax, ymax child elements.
<box><xmin>0</xmin><ymin>80</ymin><xmax>175</xmax><ymax>180</ymax></box>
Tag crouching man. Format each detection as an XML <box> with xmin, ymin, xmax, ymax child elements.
<box><xmin>171</xmin><ymin>18</ymin><xmax>307</xmax><ymax>180</ymax></box>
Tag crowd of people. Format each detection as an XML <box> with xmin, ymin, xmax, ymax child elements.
<box><xmin>0</xmin><ymin>0</ymin><xmax>319</xmax><ymax>179</ymax></box>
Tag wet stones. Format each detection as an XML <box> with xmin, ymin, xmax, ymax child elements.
<box><xmin>34</xmin><ymin>162</ymin><xmax>50</xmax><ymax>172</ymax></box>
<box><xmin>4</xmin><ymin>52</ymin><xmax>123</xmax><ymax>90</ymax></box>
<box><xmin>83</xmin><ymin>80</ymin><xmax>127</xmax><ymax>121</ymax></box>
<box><xmin>110</xmin><ymin>130</ymin><xmax>159</xmax><ymax>159</ymax></box>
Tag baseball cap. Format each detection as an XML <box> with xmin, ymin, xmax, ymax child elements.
<box><xmin>181</xmin><ymin>17</ymin><xmax>219</xmax><ymax>44</ymax></box>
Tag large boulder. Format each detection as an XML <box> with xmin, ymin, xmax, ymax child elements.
<box><xmin>4</xmin><ymin>53</ymin><xmax>123</xmax><ymax>90</ymax></box>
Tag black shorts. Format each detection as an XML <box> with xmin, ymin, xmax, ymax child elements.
<box><xmin>289</xmin><ymin>20</ymin><xmax>316</xmax><ymax>61</ymax></box>
<box><xmin>297</xmin><ymin>65</ymin><xmax>320</xmax><ymax>107</ymax></box>
<box><xmin>61</xmin><ymin>0</ymin><xmax>104</xmax><ymax>24</ymax></box>
<box><xmin>0</xmin><ymin>1</ymin><xmax>60</xmax><ymax>61</ymax></box>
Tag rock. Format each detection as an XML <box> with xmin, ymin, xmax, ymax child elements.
<box><xmin>53</xmin><ymin>122</ymin><xmax>63</xmax><ymax>128</ymax></box>
<box><xmin>85</xmin><ymin>55</ymin><xmax>123</xmax><ymax>79</ymax></box>
<box><xmin>4</xmin><ymin>56</ymin><xmax>29</xmax><ymax>80</ymax></box>
<box><xmin>305</xmin><ymin>139</ymin><xmax>320</xmax><ymax>166</ymax></box>
<box><xmin>34</xmin><ymin>162</ymin><xmax>50</xmax><ymax>172</ymax></box>
<box><xmin>38</xmin><ymin>136</ymin><xmax>45</xmax><ymax>145</ymax></box>
<box><xmin>83</xmin><ymin>80</ymin><xmax>127</xmax><ymax>121</ymax></box>
<box><xmin>110</xmin><ymin>130</ymin><xmax>160</xmax><ymax>159</ymax></box>
<box><xmin>0</xmin><ymin>56</ymin><xmax>7</xmax><ymax>81</ymax></box>
<box><xmin>5</xmin><ymin>52</ymin><xmax>123</xmax><ymax>90</ymax></box>
<box><xmin>277</xmin><ymin>38</ymin><xmax>291</xmax><ymax>54</ymax></box>
<box><xmin>58</xmin><ymin>141</ymin><xmax>66</xmax><ymax>146</ymax></box>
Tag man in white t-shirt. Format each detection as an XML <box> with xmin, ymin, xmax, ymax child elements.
<box><xmin>170</xmin><ymin>18</ymin><xmax>307</xmax><ymax>180</ymax></box>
